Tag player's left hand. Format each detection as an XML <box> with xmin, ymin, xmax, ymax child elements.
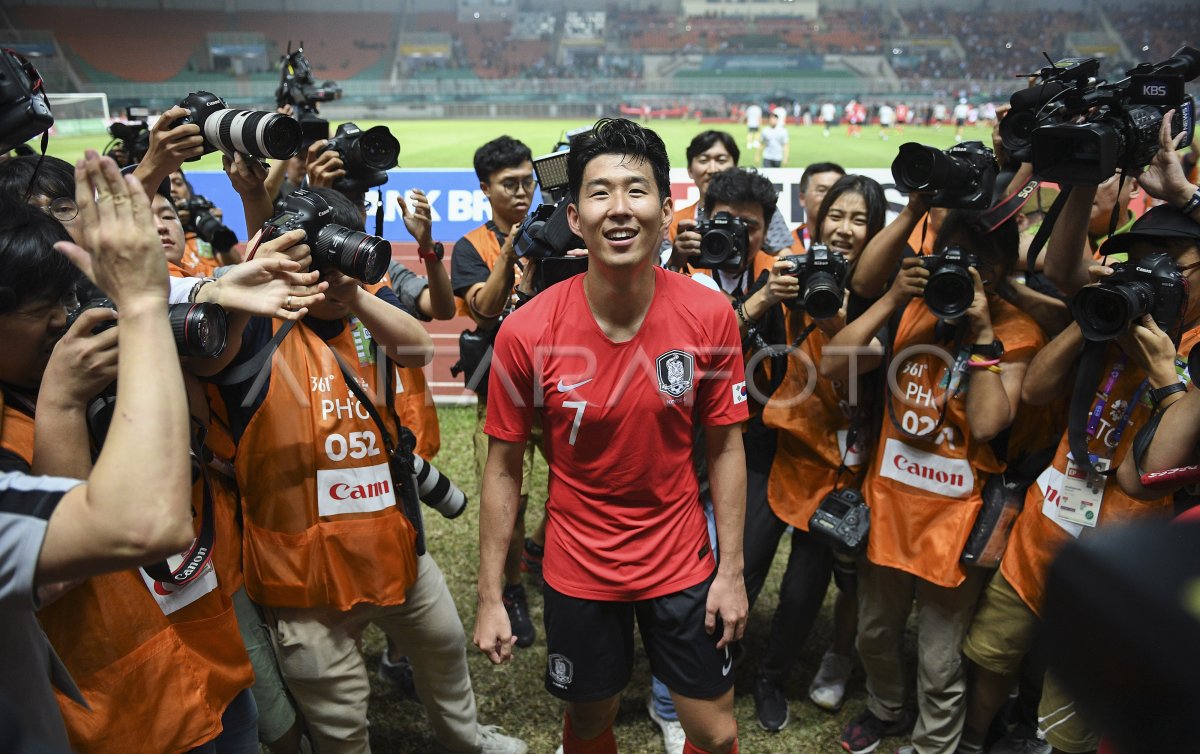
<box><xmin>705</xmin><ymin>567</ymin><xmax>748</xmax><ymax>649</ymax></box>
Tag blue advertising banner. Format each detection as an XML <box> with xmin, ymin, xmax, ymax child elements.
<box><xmin>186</xmin><ymin>169</ymin><xmax>544</xmax><ymax>244</ymax></box>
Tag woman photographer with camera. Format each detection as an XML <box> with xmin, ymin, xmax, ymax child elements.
<box><xmin>823</xmin><ymin>211</ymin><xmax>1044</xmax><ymax>754</ymax></box>
<box><xmin>745</xmin><ymin>174</ymin><xmax>887</xmax><ymax>731</ymax></box>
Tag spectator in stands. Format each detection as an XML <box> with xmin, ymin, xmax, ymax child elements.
<box><xmin>449</xmin><ymin>135</ymin><xmax>543</xmax><ymax>650</ymax></box>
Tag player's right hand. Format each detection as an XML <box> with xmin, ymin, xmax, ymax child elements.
<box><xmin>473</xmin><ymin>599</ymin><xmax>517</xmax><ymax>665</ymax></box>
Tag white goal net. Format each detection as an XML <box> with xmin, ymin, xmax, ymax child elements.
<box><xmin>46</xmin><ymin>92</ymin><xmax>110</xmax><ymax>136</ymax></box>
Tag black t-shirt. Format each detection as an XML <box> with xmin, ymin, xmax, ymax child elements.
<box><xmin>214</xmin><ymin>287</ymin><xmax>404</xmax><ymax>445</ymax></box>
<box><xmin>450</xmin><ymin>221</ymin><xmax>506</xmax><ymax>299</ymax></box>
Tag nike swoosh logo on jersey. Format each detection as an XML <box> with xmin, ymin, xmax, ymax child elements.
<box><xmin>556</xmin><ymin>378</ymin><xmax>593</xmax><ymax>392</ymax></box>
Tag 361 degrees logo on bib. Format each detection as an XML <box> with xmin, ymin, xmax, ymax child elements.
<box><xmin>656</xmin><ymin>350</ymin><xmax>694</xmax><ymax>398</ymax></box>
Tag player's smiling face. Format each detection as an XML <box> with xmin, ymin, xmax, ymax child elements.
<box><xmin>568</xmin><ymin>152</ymin><xmax>671</xmax><ymax>272</ymax></box>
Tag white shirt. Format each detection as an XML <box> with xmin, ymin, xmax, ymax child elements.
<box><xmin>746</xmin><ymin>105</ymin><xmax>762</xmax><ymax>129</ymax></box>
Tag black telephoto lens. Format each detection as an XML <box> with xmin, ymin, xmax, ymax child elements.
<box><xmin>194</xmin><ymin>212</ymin><xmax>238</xmax><ymax>253</ymax></box>
<box><xmin>315</xmin><ymin>224</ymin><xmax>390</xmax><ymax>284</ymax></box>
<box><xmin>803</xmin><ymin>272</ymin><xmax>843</xmax><ymax>319</ymax></box>
<box><xmin>168</xmin><ymin>302</ymin><xmax>228</xmax><ymax>358</ymax></box>
<box><xmin>924</xmin><ymin>268</ymin><xmax>975</xmax><ymax>320</ymax></box>
<box><xmin>1074</xmin><ymin>283</ymin><xmax>1150</xmax><ymax>341</ymax></box>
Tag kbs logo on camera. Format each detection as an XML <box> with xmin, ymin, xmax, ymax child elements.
<box><xmin>317</xmin><ymin>462</ymin><xmax>396</xmax><ymax>517</ymax></box>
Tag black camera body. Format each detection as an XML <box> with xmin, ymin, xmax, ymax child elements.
<box><xmin>68</xmin><ymin>297</ymin><xmax>229</xmax><ymax>359</ymax></box>
<box><xmin>264</xmin><ymin>189</ymin><xmax>390</xmax><ymax>284</ymax></box>
<box><xmin>0</xmin><ymin>48</ymin><xmax>53</xmax><ymax>152</ymax></box>
<box><xmin>107</xmin><ymin>121</ymin><xmax>150</xmax><ymax>165</ymax></box>
<box><xmin>323</xmin><ymin>122</ymin><xmax>400</xmax><ymax>194</ymax></box>
<box><xmin>512</xmin><ymin>199</ymin><xmax>588</xmax><ymax>291</ymax></box>
<box><xmin>171</xmin><ymin>91</ymin><xmax>301</xmax><ymax>161</ymax></box>
<box><xmin>778</xmin><ymin>243</ymin><xmax>849</xmax><ymax>319</ymax></box>
<box><xmin>891</xmin><ymin>141</ymin><xmax>998</xmax><ymax>209</ymax></box>
<box><xmin>692</xmin><ymin>211</ymin><xmax>749</xmax><ymax>272</ymax></box>
<box><xmin>922</xmin><ymin>246</ymin><xmax>978</xmax><ymax>321</ymax></box>
<box><xmin>808</xmin><ymin>487</ymin><xmax>870</xmax><ymax>556</ymax></box>
<box><xmin>1071</xmin><ymin>252</ymin><xmax>1186</xmax><ymax>341</ymax></box>
<box><xmin>184</xmin><ymin>195</ymin><xmax>238</xmax><ymax>253</ymax></box>
<box><xmin>1004</xmin><ymin>47</ymin><xmax>1200</xmax><ymax>185</ymax></box>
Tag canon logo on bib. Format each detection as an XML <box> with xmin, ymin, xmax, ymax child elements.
<box><xmin>318</xmin><ymin>462</ymin><xmax>396</xmax><ymax>517</ymax></box>
<box><xmin>879</xmin><ymin>438</ymin><xmax>973</xmax><ymax>498</ymax></box>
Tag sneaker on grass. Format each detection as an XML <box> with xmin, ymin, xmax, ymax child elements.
<box><xmin>809</xmin><ymin>649</ymin><xmax>853</xmax><ymax>711</ymax></box>
<box><xmin>646</xmin><ymin>695</ymin><xmax>686</xmax><ymax>754</ymax></box>
<box><xmin>841</xmin><ymin>707</ymin><xmax>914</xmax><ymax>754</ymax></box>
<box><xmin>502</xmin><ymin>583</ymin><xmax>536</xmax><ymax>648</ymax></box>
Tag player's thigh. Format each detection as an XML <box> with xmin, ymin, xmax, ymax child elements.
<box><xmin>637</xmin><ymin>571</ymin><xmax>734</xmax><ymax>701</ymax></box>
<box><xmin>543</xmin><ymin>582</ymin><xmax>634</xmax><ymax>702</ymax></box>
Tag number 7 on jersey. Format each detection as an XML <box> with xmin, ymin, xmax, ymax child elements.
<box><xmin>563</xmin><ymin>400</ymin><xmax>587</xmax><ymax>446</ymax></box>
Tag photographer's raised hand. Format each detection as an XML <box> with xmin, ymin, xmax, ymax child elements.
<box><xmin>398</xmin><ymin>189</ymin><xmax>433</xmax><ymax>249</ymax></box>
<box><xmin>1139</xmin><ymin>109</ymin><xmax>1199</xmax><ymax>213</ymax></box>
<box><xmin>223</xmin><ymin>152</ymin><xmax>273</xmax><ymax>241</ymax></box>
<box><xmin>306</xmin><ymin>139</ymin><xmax>344</xmax><ymax>189</ymax></box>
<box><xmin>197</xmin><ymin>255</ymin><xmax>326</xmax><ymax>320</ymax></box>
<box><xmin>247</xmin><ymin>227</ymin><xmax>313</xmax><ymax>271</ymax></box>
<box><xmin>133</xmin><ymin>106</ymin><xmax>204</xmax><ymax>200</ymax></box>
<box><xmin>1116</xmin><ymin>314</ymin><xmax>1180</xmax><ymax>391</ymax></box>
<box><xmin>668</xmin><ymin>218</ymin><xmax>701</xmax><ymax>270</ymax></box>
<box><xmin>57</xmin><ymin>150</ymin><xmax>169</xmax><ymax>306</ymax></box>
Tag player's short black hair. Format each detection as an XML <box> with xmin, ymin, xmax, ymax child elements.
<box><xmin>702</xmin><ymin>167</ymin><xmax>777</xmax><ymax>227</ymax></box>
<box><xmin>0</xmin><ymin>196</ymin><xmax>80</xmax><ymax>315</ymax></box>
<box><xmin>309</xmin><ymin>187</ymin><xmax>366</xmax><ymax>232</ymax></box>
<box><xmin>0</xmin><ymin>154</ymin><xmax>74</xmax><ymax>203</ymax></box>
<box><xmin>567</xmin><ymin>118</ymin><xmax>671</xmax><ymax>203</ymax></box>
<box><xmin>473</xmin><ymin>135</ymin><xmax>533</xmax><ymax>183</ymax></box>
<box><xmin>812</xmin><ymin>174</ymin><xmax>886</xmax><ymax>245</ymax></box>
<box><xmin>685</xmin><ymin>130</ymin><xmax>740</xmax><ymax>167</ymax></box>
<box><xmin>799</xmin><ymin>161</ymin><xmax>846</xmax><ymax>193</ymax></box>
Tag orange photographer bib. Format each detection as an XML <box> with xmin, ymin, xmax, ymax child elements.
<box><xmin>393</xmin><ymin>364</ymin><xmax>440</xmax><ymax>460</ymax></box>
<box><xmin>762</xmin><ymin>312</ymin><xmax>868</xmax><ymax>528</ymax></box>
<box><xmin>1001</xmin><ymin>328</ymin><xmax>1200</xmax><ymax>615</ymax></box>
<box><xmin>0</xmin><ymin>423</ymin><xmax>253</xmax><ymax>754</ymax></box>
<box><xmin>236</xmin><ymin>320</ymin><xmax>418</xmax><ymax>611</ymax></box>
<box><xmin>455</xmin><ymin>223</ymin><xmax>510</xmax><ymax>318</ymax></box>
<box><xmin>863</xmin><ymin>299</ymin><xmax>1044</xmax><ymax>588</ymax></box>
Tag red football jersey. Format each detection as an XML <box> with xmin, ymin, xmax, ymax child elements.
<box><xmin>486</xmin><ymin>267</ymin><xmax>748</xmax><ymax>600</ymax></box>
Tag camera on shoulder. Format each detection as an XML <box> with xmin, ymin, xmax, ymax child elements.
<box><xmin>808</xmin><ymin>487</ymin><xmax>870</xmax><ymax>556</ymax></box>
<box><xmin>777</xmin><ymin>243</ymin><xmax>848</xmax><ymax>319</ymax></box>
<box><xmin>691</xmin><ymin>211</ymin><xmax>748</xmax><ymax>272</ymax></box>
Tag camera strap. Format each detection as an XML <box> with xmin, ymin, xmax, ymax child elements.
<box><xmin>327</xmin><ymin>345</ymin><xmax>427</xmax><ymax>556</ymax></box>
<box><xmin>1067</xmin><ymin>340</ymin><xmax>1144</xmax><ymax>477</ymax></box>
<box><xmin>976</xmin><ymin>178</ymin><xmax>1042</xmax><ymax>235</ymax></box>
<box><xmin>143</xmin><ymin>421</ymin><xmax>216</xmax><ymax>588</ymax></box>
<box><xmin>884</xmin><ymin>316</ymin><xmax>966</xmax><ymax>442</ymax></box>
<box><xmin>209</xmin><ymin>319</ymin><xmax>298</xmax><ymax>406</ymax></box>
<box><xmin>374</xmin><ymin>189</ymin><xmax>385</xmax><ymax>238</ymax></box>
<box><xmin>1023</xmin><ymin>184</ymin><xmax>1074</xmax><ymax>274</ymax></box>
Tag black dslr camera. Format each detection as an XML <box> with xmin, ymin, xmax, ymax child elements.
<box><xmin>808</xmin><ymin>488</ymin><xmax>870</xmax><ymax>556</ymax></box>
<box><xmin>778</xmin><ymin>243</ymin><xmax>849</xmax><ymax>319</ymax></box>
<box><xmin>0</xmin><ymin>48</ymin><xmax>54</xmax><ymax>152</ymax></box>
<box><xmin>276</xmin><ymin>43</ymin><xmax>343</xmax><ymax>148</ymax></box>
<box><xmin>692</xmin><ymin>211</ymin><xmax>749</xmax><ymax>272</ymax></box>
<box><xmin>322</xmin><ymin>122</ymin><xmax>400</xmax><ymax>194</ymax></box>
<box><xmin>1071</xmin><ymin>252</ymin><xmax>1186</xmax><ymax>341</ymax></box>
<box><xmin>891</xmin><ymin>141</ymin><xmax>998</xmax><ymax>210</ymax></box>
<box><xmin>68</xmin><ymin>296</ymin><xmax>229</xmax><ymax>359</ymax></box>
<box><xmin>1002</xmin><ymin>47</ymin><xmax>1200</xmax><ymax>185</ymax></box>
<box><xmin>106</xmin><ymin>122</ymin><xmax>150</xmax><ymax>166</ymax></box>
<box><xmin>184</xmin><ymin>195</ymin><xmax>237</xmax><ymax>254</ymax></box>
<box><xmin>922</xmin><ymin>246</ymin><xmax>978</xmax><ymax>321</ymax></box>
<box><xmin>511</xmin><ymin>148</ymin><xmax>587</xmax><ymax>292</ymax></box>
<box><xmin>263</xmin><ymin>189</ymin><xmax>390</xmax><ymax>284</ymax></box>
<box><xmin>170</xmin><ymin>91</ymin><xmax>301</xmax><ymax>161</ymax></box>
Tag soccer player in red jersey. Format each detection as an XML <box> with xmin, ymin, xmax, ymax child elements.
<box><xmin>474</xmin><ymin>118</ymin><xmax>749</xmax><ymax>754</ymax></box>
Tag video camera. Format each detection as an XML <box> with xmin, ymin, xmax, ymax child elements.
<box><xmin>1071</xmin><ymin>252</ymin><xmax>1186</xmax><ymax>341</ymax></box>
<box><xmin>322</xmin><ymin>122</ymin><xmax>400</xmax><ymax>194</ymax></box>
<box><xmin>0</xmin><ymin>48</ymin><xmax>53</xmax><ymax>152</ymax></box>
<box><xmin>777</xmin><ymin>244</ymin><xmax>849</xmax><ymax>319</ymax></box>
<box><xmin>170</xmin><ymin>91</ymin><xmax>301</xmax><ymax>161</ymax></box>
<box><xmin>1000</xmin><ymin>47</ymin><xmax>1200</xmax><ymax>185</ymax></box>
<box><xmin>891</xmin><ymin>141</ymin><xmax>997</xmax><ymax>209</ymax></box>
<box><xmin>921</xmin><ymin>246</ymin><xmax>977</xmax><ymax>321</ymax></box>
<box><xmin>276</xmin><ymin>43</ymin><xmax>343</xmax><ymax>148</ymax></box>
<box><xmin>691</xmin><ymin>212</ymin><xmax>749</xmax><ymax>273</ymax></box>
<box><xmin>511</xmin><ymin>137</ymin><xmax>589</xmax><ymax>292</ymax></box>
<box><xmin>184</xmin><ymin>195</ymin><xmax>238</xmax><ymax>254</ymax></box>
<box><xmin>263</xmin><ymin>189</ymin><xmax>390</xmax><ymax>284</ymax></box>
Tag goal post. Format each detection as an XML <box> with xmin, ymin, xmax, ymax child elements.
<box><xmin>46</xmin><ymin>92</ymin><xmax>110</xmax><ymax>136</ymax></box>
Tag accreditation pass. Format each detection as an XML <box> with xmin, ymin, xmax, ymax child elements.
<box><xmin>1057</xmin><ymin>454</ymin><xmax>1108</xmax><ymax>528</ymax></box>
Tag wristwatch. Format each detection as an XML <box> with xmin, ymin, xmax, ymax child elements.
<box><xmin>418</xmin><ymin>242</ymin><xmax>444</xmax><ymax>262</ymax></box>
<box><xmin>970</xmin><ymin>339</ymin><xmax>1005</xmax><ymax>359</ymax></box>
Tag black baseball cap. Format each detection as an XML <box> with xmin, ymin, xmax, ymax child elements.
<box><xmin>119</xmin><ymin>163</ymin><xmax>172</xmax><ymax>201</ymax></box>
<box><xmin>1098</xmin><ymin>205</ymin><xmax>1200</xmax><ymax>257</ymax></box>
